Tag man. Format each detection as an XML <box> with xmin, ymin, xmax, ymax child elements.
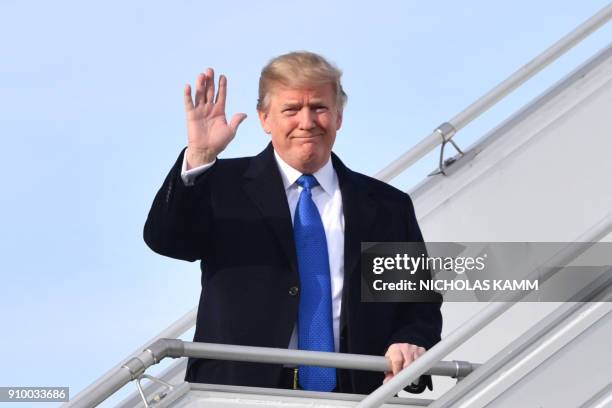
<box><xmin>144</xmin><ymin>51</ymin><xmax>442</xmax><ymax>394</ymax></box>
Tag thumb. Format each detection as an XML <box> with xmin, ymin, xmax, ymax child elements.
<box><xmin>229</xmin><ymin>113</ymin><xmax>247</xmax><ymax>134</ymax></box>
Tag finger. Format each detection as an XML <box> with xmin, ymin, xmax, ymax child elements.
<box><xmin>215</xmin><ymin>74</ymin><xmax>227</xmax><ymax>106</ymax></box>
<box><xmin>184</xmin><ymin>84</ymin><xmax>194</xmax><ymax>112</ymax></box>
<box><xmin>229</xmin><ymin>113</ymin><xmax>247</xmax><ymax>134</ymax></box>
<box><xmin>387</xmin><ymin>349</ymin><xmax>404</xmax><ymax>375</ymax></box>
<box><xmin>195</xmin><ymin>73</ymin><xmax>206</xmax><ymax>105</ymax></box>
<box><xmin>205</xmin><ymin>68</ymin><xmax>215</xmax><ymax>104</ymax></box>
<box><xmin>412</xmin><ymin>347</ymin><xmax>426</xmax><ymax>363</ymax></box>
<box><xmin>383</xmin><ymin>372</ymin><xmax>393</xmax><ymax>384</ymax></box>
<box><xmin>401</xmin><ymin>347</ymin><xmax>415</xmax><ymax>369</ymax></box>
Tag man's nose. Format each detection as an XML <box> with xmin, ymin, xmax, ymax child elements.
<box><xmin>298</xmin><ymin>108</ymin><xmax>316</xmax><ymax>130</ymax></box>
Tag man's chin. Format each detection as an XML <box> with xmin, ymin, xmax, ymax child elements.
<box><xmin>275</xmin><ymin>143</ymin><xmax>331</xmax><ymax>173</ymax></box>
<box><xmin>296</xmin><ymin>154</ymin><xmax>329</xmax><ymax>174</ymax></box>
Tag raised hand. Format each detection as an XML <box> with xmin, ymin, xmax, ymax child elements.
<box><xmin>184</xmin><ymin>68</ymin><xmax>247</xmax><ymax>168</ymax></box>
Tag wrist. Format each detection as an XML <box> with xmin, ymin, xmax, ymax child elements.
<box><xmin>186</xmin><ymin>147</ymin><xmax>217</xmax><ymax>169</ymax></box>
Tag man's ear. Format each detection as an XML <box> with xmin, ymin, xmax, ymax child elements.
<box><xmin>258</xmin><ymin>109</ymin><xmax>270</xmax><ymax>134</ymax></box>
<box><xmin>336</xmin><ymin>109</ymin><xmax>343</xmax><ymax>131</ymax></box>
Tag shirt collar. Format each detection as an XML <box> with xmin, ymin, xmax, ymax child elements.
<box><xmin>273</xmin><ymin>150</ymin><xmax>336</xmax><ymax>196</ymax></box>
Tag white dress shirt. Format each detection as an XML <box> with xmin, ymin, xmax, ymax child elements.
<box><xmin>181</xmin><ymin>151</ymin><xmax>345</xmax><ymax>352</ymax></box>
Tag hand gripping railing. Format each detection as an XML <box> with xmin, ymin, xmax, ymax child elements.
<box><xmin>375</xmin><ymin>2</ymin><xmax>612</xmax><ymax>182</ymax></box>
<box><xmin>65</xmin><ymin>340</ymin><xmax>480</xmax><ymax>408</ymax></box>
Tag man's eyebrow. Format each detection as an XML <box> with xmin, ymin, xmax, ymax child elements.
<box><xmin>280</xmin><ymin>99</ymin><xmax>327</xmax><ymax>109</ymax></box>
<box><xmin>280</xmin><ymin>102</ymin><xmax>301</xmax><ymax>108</ymax></box>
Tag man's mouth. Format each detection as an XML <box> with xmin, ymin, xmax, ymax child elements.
<box><xmin>291</xmin><ymin>133</ymin><xmax>321</xmax><ymax>139</ymax></box>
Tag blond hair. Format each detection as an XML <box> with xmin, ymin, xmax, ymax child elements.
<box><xmin>257</xmin><ymin>51</ymin><xmax>347</xmax><ymax>112</ymax></box>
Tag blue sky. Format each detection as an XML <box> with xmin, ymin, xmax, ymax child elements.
<box><xmin>1</xmin><ymin>1</ymin><xmax>611</xmax><ymax>406</ymax></box>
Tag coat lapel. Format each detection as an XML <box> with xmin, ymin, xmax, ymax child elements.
<box><xmin>333</xmin><ymin>154</ymin><xmax>379</xmax><ymax>333</ymax></box>
<box><xmin>242</xmin><ymin>144</ymin><xmax>298</xmax><ymax>275</ymax></box>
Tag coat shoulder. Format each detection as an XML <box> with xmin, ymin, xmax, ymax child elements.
<box><xmin>350</xmin><ymin>170</ymin><xmax>412</xmax><ymax>203</ymax></box>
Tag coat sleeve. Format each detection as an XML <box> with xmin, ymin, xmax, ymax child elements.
<box><xmin>143</xmin><ymin>148</ymin><xmax>214</xmax><ymax>262</ymax></box>
<box><xmin>387</xmin><ymin>194</ymin><xmax>443</xmax><ymax>350</ymax></box>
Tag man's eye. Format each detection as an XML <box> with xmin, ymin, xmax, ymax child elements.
<box><xmin>314</xmin><ymin>106</ymin><xmax>328</xmax><ymax>112</ymax></box>
<box><xmin>283</xmin><ymin>108</ymin><xmax>298</xmax><ymax>114</ymax></box>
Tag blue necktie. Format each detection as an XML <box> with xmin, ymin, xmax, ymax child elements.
<box><xmin>293</xmin><ymin>174</ymin><xmax>336</xmax><ymax>391</ymax></box>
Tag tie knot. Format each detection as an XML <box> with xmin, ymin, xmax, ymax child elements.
<box><xmin>296</xmin><ymin>174</ymin><xmax>319</xmax><ymax>190</ymax></box>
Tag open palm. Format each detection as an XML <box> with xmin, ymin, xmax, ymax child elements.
<box><xmin>184</xmin><ymin>68</ymin><xmax>247</xmax><ymax>167</ymax></box>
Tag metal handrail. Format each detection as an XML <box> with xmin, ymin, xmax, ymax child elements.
<box><xmin>355</xmin><ymin>213</ymin><xmax>612</xmax><ymax>408</ymax></box>
<box><xmin>66</xmin><ymin>339</ymin><xmax>480</xmax><ymax>408</ymax></box>
<box><xmin>375</xmin><ymin>2</ymin><xmax>612</xmax><ymax>182</ymax></box>
<box><xmin>181</xmin><ymin>341</ymin><xmax>479</xmax><ymax>377</ymax></box>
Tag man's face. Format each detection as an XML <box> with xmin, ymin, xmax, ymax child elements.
<box><xmin>258</xmin><ymin>83</ymin><xmax>343</xmax><ymax>174</ymax></box>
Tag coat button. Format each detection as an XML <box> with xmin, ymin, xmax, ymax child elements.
<box><xmin>288</xmin><ymin>286</ymin><xmax>299</xmax><ymax>296</ymax></box>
